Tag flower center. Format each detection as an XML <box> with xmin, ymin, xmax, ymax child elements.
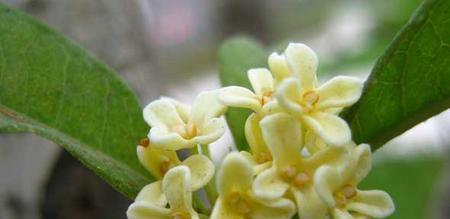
<box><xmin>171</xmin><ymin>211</ymin><xmax>189</xmax><ymax>219</ymax></box>
<box><xmin>172</xmin><ymin>123</ymin><xmax>198</xmax><ymax>139</ymax></box>
<box><xmin>300</xmin><ymin>90</ymin><xmax>319</xmax><ymax>112</ymax></box>
<box><xmin>227</xmin><ymin>192</ymin><xmax>252</xmax><ymax>215</ymax></box>
<box><xmin>293</xmin><ymin>172</ymin><xmax>310</xmax><ymax>187</ymax></box>
<box><xmin>334</xmin><ymin>184</ymin><xmax>357</xmax><ymax>207</ymax></box>
<box><xmin>281</xmin><ymin>166</ymin><xmax>310</xmax><ymax>188</ymax></box>
<box><xmin>258</xmin><ymin>92</ymin><xmax>273</xmax><ymax>106</ymax></box>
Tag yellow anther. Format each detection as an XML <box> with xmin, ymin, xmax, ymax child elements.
<box><xmin>259</xmin><ymin>94</ymin><xmax>272</xmax><ymax>106</ymax></box>
<box><xmin>341</xmin><ymin>185</ymin><xmax>357</xmax><ymax>199</ymax></box>
<box><xmin>293</xmin><ymin>172</ymin><xmax>310</xmax><ymax>187</ymax></box>
<box><xmin>303</xmin><ymin>90</ymin><xmax>319</xmax><ymax>105</ymax></box>
<box><xmin>281</xmin><ymin>165</ymin><xmax>297</xmax><ymax>179</ymax></box>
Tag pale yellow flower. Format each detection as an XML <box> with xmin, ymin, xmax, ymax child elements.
<box><xmin>252</xmin><ymin>113</ymin><xmax>348</xmax><ymax>218</ymax></box>
<box><xmin>314</xmin><ymin>144</ymin><xmax>395</xmax><ymax>219</ymax></box>
<box><xmin>143</xmin><ymin>91</ymin><xmax>227</xmax><ymax>150</ymax></box>
<box><xmin>211</xmin><ymin>152</ymin><xmax>296</xmax><ymax>219</ymax></box>
<box><xmin>275</xmin><ymin>43</ymin><xmax>363</xmax><ymax>146</ymax></box>
<box><xmin>137</xmin><ymin>138</ymin><xmax>215</xmax><ymax>190</ymax></box>
<box><xmin>127</xmin><ymin>166</ymin><xmax>200</xmax><ymax>219</ymax></box>
<box><xmin>218</xmin><ymin>68</ymin><xmax>277</xmax><ymax>115</ymax></box>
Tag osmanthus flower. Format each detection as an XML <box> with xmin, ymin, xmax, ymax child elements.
<box><xmin>211</xmin><ymin>152</ymin><xmax>296</xmax><ymax>219</ymax></box>
<box><xmin>275</xmin><ymin>43</ymin><xmax>363</xmax><ymax>146</ymax></box>
<box><xmin>314</xmin><ymin>144</ymin><xmax>395</xmax><ymax>219</ymax></box>
<box><xmin>252</xmin><ymin>113</ymin><xmax>349</xmax><ymax>218</ymax></box>
<box><xmin>127</xmin><ymin>166</ymin><xmax>201</xmax><ymax>219</ymax></box>
<box><xmin>218</xmin><ymin>68</ymin><xmax>277</xmax><ymax>115</ymax></box>
<box><xmin>143</xmin><ymin>91</ymin><xmax>227</xmax><ymax>150</ymax></box>
<box><xmin>136</xmin><ymin>137</ymin><xmax>215</xmax><ymax>189</ymax></box>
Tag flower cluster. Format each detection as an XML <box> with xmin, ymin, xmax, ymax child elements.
<box><xmin>127</xmin><ymin>43</ymin><xmax>395</xmax><ymax>219</ymax></box>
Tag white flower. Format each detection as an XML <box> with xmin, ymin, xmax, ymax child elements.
<box><xmin>143</xmin><ymin>91</ymin><xmax>227</xmax><ymax>150</ymax></box>
<box><xmin>211</xmin><ymin>152</ymin><xmax>296</xmax><ymax>219</ymax></box>
<box><xmin>137</xmin><ymin>138</ymin><xmax>215</xmax><ymax>190</ymax></box>
<box><xmin>276</xmin><ymin>43</ymin><xmax>363</xmax><ymax>146</ymax></box>
<box><xmin>314</xmin><ymin>144</ymin><xmax>395</xmax><ymax>218</ymax></box>
<box><xmin>252</xmin><ymin>113</ymin><xmax>348</xmax><ymax>218</ymax></box>
<box><xmin>127</xmin><ymin>166</ymin><xmax>201</xmax><ymax>219</ymax></box>
<box><xmin>218</xmin><ymin>68</ymin><xmax>277</xmax><ymax>115</ymax></box>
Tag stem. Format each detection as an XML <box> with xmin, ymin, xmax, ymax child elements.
<box><xmin>200</xmin><ymin>144</ymin><xmax>218</xmax><ymax>205</ymax></box>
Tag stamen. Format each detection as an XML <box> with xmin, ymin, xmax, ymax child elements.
<box><xmin>139</xmin><ymin>137</ymin><xmax>150</xmax><ymax>148</ymax></box>
<box><xmin>341</xmin><ymin>185</ymin><xmax>357</xmax><ymax>199</ymax></box>
<box><xmin>281</xmin><ymin>165</ymin><xmax>297</xmax><ymax>179</ymax></box>
<box><xmin>293</xmin><ymin>172</ymin><xmax>310</xmax><ymax>187</ymax></box>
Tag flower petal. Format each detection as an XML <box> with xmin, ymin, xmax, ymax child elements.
<box><xmin>292</xmin><ymin>188</ymin><xmax>329</xmax><ymax>219</ymax></box>
<box><xmin>248</xmin><ymin>68</ymin><xmax>274</xmax><ymax>97</ymax></box>
<box><xmin>249</xmin><ymin>193</ymin><xmax>296</xmax><ymax>219</ymax></box>
<box><xmin>342</xmin><ymin>144</ymin><xmax>371</xmax><ymax>185</ymax></box>
<box><xmin>245</xmin><ymin>113</ymin><xmax>272</xmax><ymax>163</ymax></box>
<box><xmin>190</xmin><ymin>90</ymin><xmax>227</xmax><ymax>125</ymax></box>
<box><xmin>137</xmin><ymin>145</ymin><xmax>180</xmax><ymax>179</ymax></box>
<box><xmin>316</xmin><ymin>76</ymin><xmax>363</xmax><ymax>110</ymax></box>
<box><xmin>194</xmin><ymin>118</ymin><xmax>226</xmax><ymax>144</ymax></box>
<box><xmin>218</xmin><ymin>86</ymin><xmax>261</xmax><ymax>113</ymax></box>
<box><xmin>149</xmin><ymin>127</ymin><xmax>194</xmax><ymax>150</ymax></box>
<box><xmin>181</xmin><ymin>154</ymin><xmax>215</xmax><ymax>191</ymax></box>
<box><xmin>314</xmin><ymin>166</ymin><xmax>342</xmax><ymax>207</ymax></box>
<box><xmin>216</xmin><ymin>152</ymin><xmax>254</xmax><ymax>195</ymax></box>
<box><xmin>347</xmin><ymin>190</ymin><xmax>395</xmax><ymax>218</ymax></box>
<box><xmin>333</xmin><ymin>208</ymin><xmax>353</xmax><ymax>219</ymax></box>
<box><xmin>134</xmin><ymin>181</ymin><xmax>167</xmax><ymax>207</ymax></box>
<box><xmin>304</xmin><ymin>130</ymin><xmax>326</xmax><ymax>154</ymax></box>
<box><xmin>253</xmin><ymin>167</ymin><xmax>289</xmax><ymax>200</ymax></box>
<box><xmin>126</xmin><ymin>202</ymin><xmax>170</xmax><ymax>219</ymax></box>
<box><xmin>284</xmin><ymin>43</ymin><xmax>318</xmax><ymax>90</ymax></box>
<box><xmin>276</xmin><ymin>78</ymin><xmax>304</xmax><ymax>114</ymax></box>
<box><xmin>210</xmin><ymin>198</ymin><xmax>235</xmax><ymax>219</ymax></box>
<box><xmin>268</xmin><ymin>52</ymin><xmax>291</xmax><ymax>83</ymax></box>
<box><xmin>143</xmin><ymin>99</ymin><xmax>184</xmax><ymax>128</ymax></box>
<box><xmin>302</xmin><ymin>112</ymin><xmax>351</xmax><ymax>146</ymax></box>
<box><xmin>163</xmin><ymin>166</ymin><xmax>198</xmax><ymax>218</ymax></box>
<box><xmin>260</xmin><ymin>113</ymin><xmax>303</xmax><ymax>167</ymax></box>
<box><xmin>160</xmin><ymin>97</ymin><xmax>191</xmax><ymax>123</ymax></box>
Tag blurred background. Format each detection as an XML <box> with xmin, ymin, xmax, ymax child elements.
<box><xmin>0</xmin><ymin>0</ymin><xmax>449</xmax><ymax>218</ymax></box>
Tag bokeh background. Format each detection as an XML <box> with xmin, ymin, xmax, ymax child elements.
<box><xmin>0</xmin><ymin>0</ymin><xmax>449</xmax><ymax>218</ymax></box>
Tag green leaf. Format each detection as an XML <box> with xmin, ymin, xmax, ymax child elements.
<box><xmin>343</xmin><ymin>0</ymin><xmax>450</xmax><ymax>149</ymax></box>
<box><xmin>0</xmin><ymin>3</ymin><xmax>153</xmax><ymax>198</ymax></box>
<box><xmin>218</xmin><ymin>37</ymin><xmax>267</xmax><ymax>151</ymax></box>
<box><xmin>361</xmin><ymin>155</ymin><xmax>446</xmax><ymax>219</ymax></box>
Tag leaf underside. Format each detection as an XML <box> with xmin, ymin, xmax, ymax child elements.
<box><xmin>0</xmin><ymin>3</ymin><xmax>153</xmax><ymax>198</ymax></box>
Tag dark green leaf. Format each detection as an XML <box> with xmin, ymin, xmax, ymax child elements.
<box><xmin>0</xmin><ymin>3</ymin><xmax>153</xmax><ymax>198</ymax></box>
<box><xmin>218</xmin><ymin>37</ymin><xmax>267</xmax><ymax>151</ymax></box>
<box><xmin>343</xmin><ymin>0</ymin><xmax>450</xmax><ymax>149</ymax></box>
